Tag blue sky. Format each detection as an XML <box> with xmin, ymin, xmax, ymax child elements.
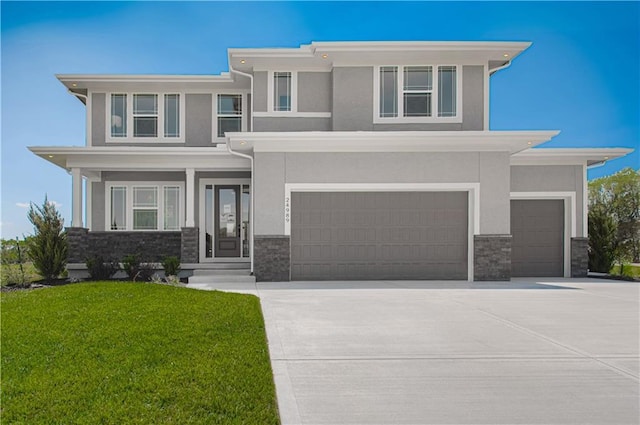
<box><xmin>1</xmin><ymin>1</ymin><xmax>638</xmax><ymax>239</ymax></box>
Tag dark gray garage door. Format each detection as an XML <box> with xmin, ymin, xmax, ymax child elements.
<box><xmin>511</xmin><ymin>199</ymin><xmax>564</xmax><ymax>277</ymax></box>
<box><xmin>291</xmin><ymin>192</ymin><xmax>468</xmax><ymax>280</ymax></box>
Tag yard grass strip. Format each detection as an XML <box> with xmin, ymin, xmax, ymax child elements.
<box><xmin>1</xmin><ymin>282</ymin><xmax>279</xmax><ymax>424</ymax></box>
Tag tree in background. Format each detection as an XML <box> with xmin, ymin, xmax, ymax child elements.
<box><xmin>27</xmin><ymin>197</ymin><xmax>68</xmax><ymax>282</ymax></box>
<box><xmin>588</xmin><ymin>168</ymin><xmax>640</xmax><ymax>272</ymax></box>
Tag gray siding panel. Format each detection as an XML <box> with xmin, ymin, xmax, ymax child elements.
<box><xmin>102</xmin><ymin>171</ymin><xmax>185</xmax><ymax>181</ymax></box>
<box><xmin>91</xmin><ymin>181</ymin><xmax>105</xmax><ymax>231</ymax></box>
<box><xmin>462</xmin><ymin>65</ymin><xmax>484</xmax><ymax>131</ymax></box>
<box><xmin>254</xmin><ymin>71</ymin><xmax>268</xmax><ymax>112</ymax></box>
<box><xmin>91</xmin><ymin>93</ymin><xmax>106</xmax><ymax>146</ymax></box>
<box><xmin>253</xmin><ymin>117</ymin><xmax>331</xmax><ymax>132</ymax></box>
<box><xmin>511</xmin><ymin>165</ymin><xmax>585</xmax><ymax>237</ymax></box>
<box><xmin>185</xmin><ymin>94</ymin><xmax>212</xmax><ymax>146</ymax></box>
<box><xmin>373</xmin><ymin>123</ymin><xmax>462</xmax><ymax>131</ymax></box>
<box><xmin>511</xmin><ymin>200</ymin><xmax>564</xmax><ymax>277</ymax></box>
<box><xmin>298</xmin><ymin>72</ymin><xmax>331</xmax><ymax>113</ymax></box>
<box><xmin>479</xmin><ymin>152</ymin><xmax>510</xmax><ymax>234</ymax></box>
<box><xmin>254</xmin><ymin>152</ymin><xmax>286</xmax><ymax>236</ymax></box>
<box><xmin>291</xmin><ymin>191</ymin><xmax>468</xmax><ymax>280</ymax></box>
<box><xmin>332</xmin><ymin>67</ymin><xmax>374</xmax><ymax>131</ymax></box>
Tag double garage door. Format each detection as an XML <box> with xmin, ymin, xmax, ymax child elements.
<box><xmin>290</xmin><ymin>192</ymin><xmax>468</xmax><ymax>280</ymax></box>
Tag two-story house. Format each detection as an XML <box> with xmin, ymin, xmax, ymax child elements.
<box><xmin>30</xmin><ymin>41</ymin><xmax>631</xmax><ymax>282</ymax></box>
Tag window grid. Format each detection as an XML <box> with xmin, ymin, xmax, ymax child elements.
<box><xmin>133</xmin><ymin>94</ymin><xmax>158</xmax><ymax>138</ymax></box>
<box><xmin>402</xmin><ymin>66</ymin><xmax>433</xmax><ymax>117</ymax></box>
<box><xmin>164</xmin><ymin>94</ymin><xmax>180</xmax><ymax>137</ymax></box>
<box><xmin>273</xmin><ymin>72</ymin><xmax>292</xmax><ymax>111</ymax></box>
<box><xmin>217</xmin><ymin>94</ymin><xmax>242</xmax><ymax>137</ymax></box>
<box><xmin>110</xmin><ymin>94</ymin><xmax>127</xmax><ymax>137</ymax></box>
<box><xmin>108</xmin><ymin>184</ymin><xmax>183</xmax><ymax>231</ymax></box>
<box><xmin>108</xmin><ymin>93</ymin><xmax>182</xmax><ymax>141</ymax></box>
<box><xmin>438</xmin><ymin>66</ymin><xmax>457</xmax><ymax>117</ymax></box>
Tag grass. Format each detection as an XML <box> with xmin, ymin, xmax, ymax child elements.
<box><xmin>609</xmin><ymin>264</ymin><xmax>640</xmax><ymax>279</ymax></box>
<box><xmin>1</xmin><ymin>282</ymin><xmax>280</xmax><ymax>424</ymax></box>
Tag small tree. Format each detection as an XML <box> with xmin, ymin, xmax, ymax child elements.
<box><xmin>588</xmin><ymin>206</ymin><xmax>617</xmax><ymax>272</ymax></box>
<box><xmin>27</xmin><ymin>197</ymin><xmax>67</xmax><ymax>282</ymax></box>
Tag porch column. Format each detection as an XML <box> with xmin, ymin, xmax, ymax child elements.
<box><xmin>185</xmin><ymin>168</ymin><xmax>195</xmax><ymax>227</ymax></box>
<box><xmin>71</xmin><ymin>167</ymin><xmax>83</xmax><ymax>227</ymax></box>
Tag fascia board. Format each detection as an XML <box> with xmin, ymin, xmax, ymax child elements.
<box><xmin>511</xmin><ymin>148</ymin><xmax>634</xmax><ymax>166</ymax></box>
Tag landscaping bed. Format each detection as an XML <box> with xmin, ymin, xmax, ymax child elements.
<box><xmin>1</xmin><ymin>282</ymin><xmax>280</xmax><ymax>424</ymax></box>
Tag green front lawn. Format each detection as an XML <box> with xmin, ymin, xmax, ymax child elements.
<box><xmin>609</xmin><ymin>264</ymin><xmax>640</xmax><ymax>279</ymax></box>
<box><xmin>1</xmin><ymin>283</ymin><xmax>280</xmax><ymax>424</ymax></box>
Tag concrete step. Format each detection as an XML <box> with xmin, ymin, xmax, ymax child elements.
<box><xmin>185</xmin><ymin>262</ymin><xmax>250</xmax><ymax>270</ymax></box>
<box><xmin>188</xmin><ymin>274</ymin><xmax>256</xmax><ymax>284</ymax></box>
<box><xmin>192</xmin><ymin>269</ymin><xmax>251</xmax><ymax>277</ymax></box>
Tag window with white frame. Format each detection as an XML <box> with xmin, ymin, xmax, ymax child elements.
<box><xmin>109</xmin><ymin>93</ymin><xmax>182</xmax><ymax>140</ymax></box>
<box><xmin>107</xmin><ymin>183</ymin><xmax>183</xmax><ymax>231</ymax></box>
<box><xmin>273</xmin><ymin>72</ymin><xmax>292</xmax><ymax>111</ymax></box>
<box><xmin>217</xmin><ymin>94</ymin><xmax>242</xmax><ymax>137</ymax></box>
<box><xmin>377</xmin><ymin>65</ymin><xmax>459</xmax><ymax>120</ymax></box>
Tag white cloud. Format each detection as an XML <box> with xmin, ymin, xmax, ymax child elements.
<box><xmin>16</xmin><ymin>201</ymin><xmax>62</xmax><ymax>209</ymax></box>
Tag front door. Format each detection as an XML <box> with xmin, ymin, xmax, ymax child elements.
<box><xmin>214</xmin><ymin>185</ymin><xmax>241</xmax><ymax>257</ymax></box>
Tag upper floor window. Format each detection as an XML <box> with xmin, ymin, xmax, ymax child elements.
<box><xmin>109</xmin><ymin>93</ymin><xmax>183</xmax><ymax>142</ymax></box>
<box><xmin>217</xmin><ymin>94</ymin><xmax>242</xmax><ymax>137</ymax></box>
<box><xmin>267</xmin><ymin>71</ymin><xmax>298</xmax><ymax>113</ymax></box>
<box><xmin>376</xmin><ymin>65</ymin><xmax>460</xmax><ymax>122</ymax></box>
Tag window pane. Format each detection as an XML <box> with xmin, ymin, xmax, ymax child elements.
<box><xmin>111</xmin><ymin>94</ymin><xmax>127</xmax><ymax>137</ymax></box>
<box><xmin>133</xmin><ymin>94</ymin><xmax>157</xmax><ymax>114</ymax></box>
<box><xmin>134</xmin><ymin>117</ymin><xmax>157</xmax><ymax>137</ymax></box>
<box><xmin>438</xmin><ymin>66</ymin><xmax>457</xmax><ymax>117</ymax></box>
<box><xmin>110</xmin><ymin>187</ymin><xmax>126</xmax><ymax>230</ymax></box>
<box><xmin>380</xmin><ymin>67</ymin><xmax>398</xmax><ymax>117</ymax></box>
<box><xmin>404</xmin><ymin>66</ymin><xmax>432</xmax><ymax>91</ymax></box>
<box><xmin>274</xmin><ymin>72</ymin><xmax>291</xmax><ymax>111</ymax></box>
<box><xmin>217</xmin><ymin>117</ymin><xmax>242</xmax><ymax>137</ymax></box>
<box><xmin>133</xmin><ymin>210</ymin><xmax>158</xmax><ymax>230</ymax></box>
<box><xmin>404</xmin><ymin>93</ymin><xmax>431</xmax><ymax>117</ymax></box>
<box><xmin>164</xmin><ymin>186</ymin><xmax>180</xmax><ymax>230</ymax></box>
<box><xmin>218</xmin><ymin>94</ymin><xmax>242</xmax><ymax>115</ymax></box>
<box><xmin>133</xmin><ymin>187</ymin><xmax>157</xmax><ymax>208</ymax></box>
<box><xmin>164</xmin><ymin>94</ymin><xmax>180</xmax><ymax>137</ymax></box>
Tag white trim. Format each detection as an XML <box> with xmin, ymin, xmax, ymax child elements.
<box><xmin>253</xmin><ymin>111</ymin><xmax>331</xmax><ymax>118</ymax></box>
<box><xmin>185</xmin><ymin>169</ymin><xmax>195</xmax><ymax>227</ymax></box>
<box><xmin>510</xmin><ymin>191</ymin><xmax>576</xmax><ymax>278</ymax></box>
<box><xmin>582</xmin><ymin>164</ymin><xmax>588</xmax><ymax>237</ymax></box>
<box><xmin>198</xmin><ymin>178</ymin><xmax>251</xmax><ymax>263</ymax></box>
<box><xmin>373</xmin><ymin>65</ymin><xmax>463</xmax><ymax>124</ymax></box>
<box><xmin>284</xmin><ymin>182</ymin><xmax>481</xmax><ymax>282</ymax></box>
<box><xmin>511</xmin><ymin>148</ymin><xmax>633</xmax><ymax>166</ymax></box>
<box><xmin>86</xmin><ymin>91</ymin><xmax>93</xmax><ymax>146</ymax></box>
<box><xmin>267</xmin><ymin>71</ymin><xmax>298</xmax><ymax>113</ymax></box>
<box><xmin>105</xmin><ymin>181</ymin><xmax>185</xmax><ymax>232</ymax></box>
<box><xmin>483</xmin><ymin>63</ymin><xmax>489</xmax><ymax>130</ymax></box>
<box><xmin>71</xmin><ymin>168</ymin><xmax>83</xmax><ymax>227</ymax></box>
<box><xmin>86</xmin><ymin>177</ymin><xmax>97</xmax><ymax>230</ymax></box>
<box><xmin>105</xmin><ymin>92</ymin><xmax>186</xmax><ymax>143</ymax></box>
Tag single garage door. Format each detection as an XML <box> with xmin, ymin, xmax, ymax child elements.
<box><xmin>511</xmin><ymin>199</ymin><xmax>564</xmax><ymax>277</ymax></box>
<box><xmin>291</xmin><ymin>191</ymin><xmax>468</xmax><ymax>280</ymax></box>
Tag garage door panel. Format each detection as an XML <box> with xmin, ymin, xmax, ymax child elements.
<box><xmin>511</xmin><ymin>199</ymin><xmax>564</xmax><ymax>277</ymax></box>
<box><xmin>291</xmin><ymin>191</ymin><xmax>468</xmax><ymax>280</ymax></box>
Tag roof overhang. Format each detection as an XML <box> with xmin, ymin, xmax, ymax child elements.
<box><xmin>229</xmin><ymin>41</ymin><xmax>531</xmax><ymax>72</ymax></box>
<box><xmin>28</xmin><ymin>146</ymin><xmax>251</xmax><ymax>177</ymax></box>
<box><xmin>57</xmin><ymin>73</ymin><xmax>249</xmax><ymax>94</ymax></box>
<box><xmin>226</xmin><ymin>130</ymin><xmax>559</xmax><ymax>153</ymax></box>
<box><xmin>511</xmin><ymin>148</ymin><xmax>634</xmax><ymax>167</ymax></box>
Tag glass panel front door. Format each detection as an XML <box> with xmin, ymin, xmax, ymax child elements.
<box><xmin>214</xmin><ymin>185</ymin><xmax>240</xmax><ymax>257</ymax></box>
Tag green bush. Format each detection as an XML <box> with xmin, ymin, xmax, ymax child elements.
<box><xmin>85</xmin><ymin>256</ymin><xmax>119</xmax><ymax>280</ymax></box>
<box><xmin>162</xmin><ymin>256</ymin><xmax>181</xmax><ymax>276</ymax></box>
<box><xmin>588</xmin><ymin>207</ymin><xmax>617</xmax><ymax>272</ymax></box>
<box><xmin>27</xmin><ymin>197</ymin><xmax>67</xmax><ymax>282</ymax></box>
<box><xmin>122</xmin><ymin>254</ymin><xmax>154</xmax><ymax>282</ymax></box>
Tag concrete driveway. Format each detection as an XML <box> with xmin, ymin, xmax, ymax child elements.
<box><xmin>256</xmin><ymin>278</ymin><xmax>639</xmax><ymax>424</ymax></box>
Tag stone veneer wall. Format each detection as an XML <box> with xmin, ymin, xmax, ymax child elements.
<box><xmin>474</xmin><ymin>234</ymin><xmax>512</xmax><ymax>281</ymax></box>
<box><xmin>180</xmin><ymin>227</ymin><xmax>199</xmax><ymax>263</ymax></box>
<box><xmin>571</xmin><ymin>237</ymin><xmax>589</xmax><ymax>277</ymax></box>
<box><xmin>255</xmin><ymin>235</ymin><xmax>290</xmax><ymax>282</ymax></box>
<box><xmin>66</xmin><ymin>228</ymin><xmax>181</xmax><ymax>263</ymax></box>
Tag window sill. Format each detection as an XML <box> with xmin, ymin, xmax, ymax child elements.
<box><xmin>106</xmin><ymin>139</ymin><xmax>186</xmax><ymax>144</ymax></box>
<box><xmin>373</xmin><ymin>116</ymin><xmax>462</xmax><ymax>125</ymax></box>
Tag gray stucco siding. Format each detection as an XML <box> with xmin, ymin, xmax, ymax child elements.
<box><xmin>185</xmin><ymin>94</ymin><xmax>212</xmax><ymax>146</ymax></box>
<box><xmin>91</xmin><ymin>181</ymin><xmax>106</xmax><ymax>231</ymax></box>
<box><xmin>511</xmin><ymin>165</ymin><xmax>586</xmax><ymax>237</ymax></box>
<box><xmin>462</xmin><ymin>65</ymin><xmax>484</xmax><ymax>131</ymax></box>
<box><xmin>479</xmin><ymin>152</ymin><xmax>510</xmax><ymax>234</ymax></box>
<box><xmin>254</xmin><ymin>153</ymin><xmax>286</xmax><ymax>236</ymax></box>
<box><xmin>91</xmin><ymin>93</ymin><xmax>106</xmax><ymax>146</ymax></box>
<box><xmin>253</xmin><ymin>117</ymin><xmax>331</xmax><ymax>131</ymax></box>
<box><xmin>298</xmin><ymin>72</ymin><xmax>332</xmax><ymax>113</ymax></box>
<box><xmin>332</xmin><ymin>67</ymin><xmax>374</xmax><ymax>131</ymax></box>
<box><xmin>253</xmin><ymin>71</ymin><xmax>268</xmax><ymax>112</ymax></box>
